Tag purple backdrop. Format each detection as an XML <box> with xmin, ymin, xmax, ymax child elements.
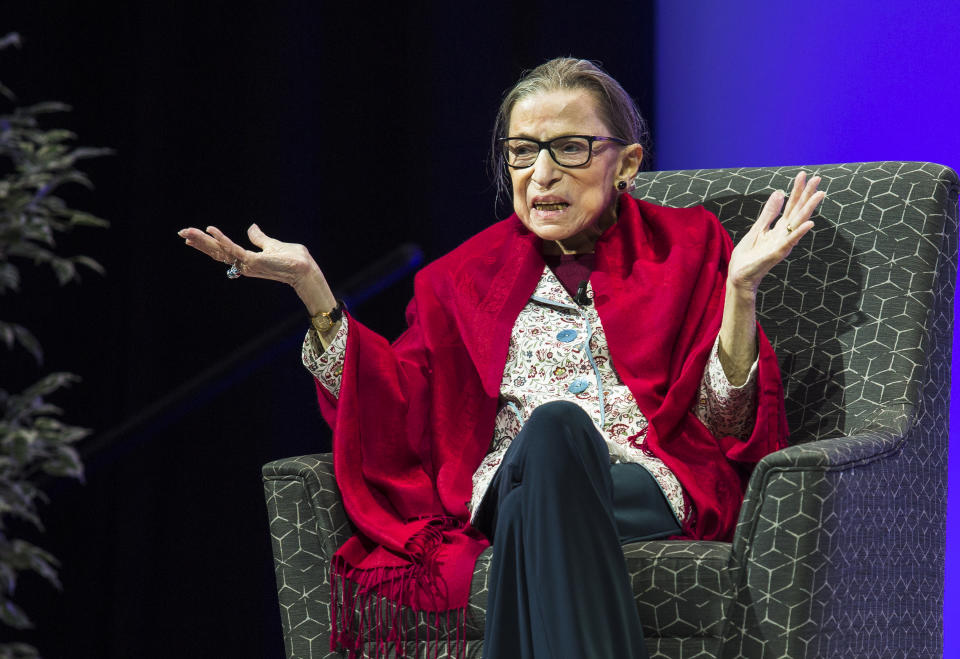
<box><xmin>654</xmin><ymin>0</ymin><xmax>960</xmax><ymax>652</ymax></box>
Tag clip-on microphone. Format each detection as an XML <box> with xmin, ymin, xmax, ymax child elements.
<box><xmin>575</xmin><ymin>280</ymin><xmax>592</xmax><ymax>306</ymax></box>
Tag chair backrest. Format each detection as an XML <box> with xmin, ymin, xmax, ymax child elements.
<box><xmin>633</xmin><ymin>162</ymin><xmax>959</xmax><ymax>444</ymax></box>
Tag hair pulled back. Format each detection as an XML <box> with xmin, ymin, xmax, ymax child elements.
<box><xmin>490</xmin><ymin>57</ymin><xmax>649</xmax><ymax>201</ymax></box>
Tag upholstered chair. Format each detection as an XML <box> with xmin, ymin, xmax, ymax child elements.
<box><xmin>263</xmin><ymin>161</ymin><xmax>958</xmax><ymax>658</ymax></box>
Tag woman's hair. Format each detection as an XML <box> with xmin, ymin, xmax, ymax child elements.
<box><xmin>490</xmin><ymin>57</ymin><xmax>650</xmax><ymax>202</ymax></box>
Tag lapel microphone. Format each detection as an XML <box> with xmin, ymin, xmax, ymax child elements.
<box><xmin>575</xmin><ymin>280</ymin><xmax>592</xmax><ymax>306</ymax></box>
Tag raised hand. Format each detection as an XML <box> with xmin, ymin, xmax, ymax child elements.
<box><xmin>179</xmin><ymin>223</ymin><xmax>317</xmax><ymax>286</ymax></box>
<box><xmin>178</xmin><ymin>224</ymin><xmax>336</xmax><ymax>316</ymax></box>
<box><xmin>718</xmin><ymin>171</ymin><xmax>825</xmax><ymax>384</ymax></box>
<box><xmin>727</xmin><ymin>171</ymin><xmax>825</xmax><ymax>294</ymax></box>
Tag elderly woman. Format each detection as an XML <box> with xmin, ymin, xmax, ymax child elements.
<box><xmin>180</xmin><ymin>58</ymin><xmax>822</xmax><ymax>659</ymax></box>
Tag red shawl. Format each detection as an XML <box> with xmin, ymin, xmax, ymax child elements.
<box><xmin>314</xmin><ymin>195</ymin><xmax>788</xmax><ymax>658</ymax></box>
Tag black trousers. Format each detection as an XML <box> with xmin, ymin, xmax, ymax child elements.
<box><xmin>472</xmin><ymin>401</ymin><xmax>681</xmax><ymax>659</ymax></box>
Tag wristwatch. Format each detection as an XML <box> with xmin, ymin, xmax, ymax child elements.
<box><xmin>310</xmin><ymin>299</ymin><xmax>345</xmax><ymax>333</ymax></box>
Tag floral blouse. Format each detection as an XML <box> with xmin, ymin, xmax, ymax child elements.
<box><xmin>303</xmin><ymin>266</ymin><xmax>758</xmax><ymax>528</ymax></box>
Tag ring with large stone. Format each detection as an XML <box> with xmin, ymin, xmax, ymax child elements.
<box><xmin>226</xmin><ymin>260</ymin><xmax>243</xmax><ymax>279</ymax></box>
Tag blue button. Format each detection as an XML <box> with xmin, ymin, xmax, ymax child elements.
<box><xmin>567</xmin><ymin>378</ymin><xmax>590</xmax><ymax>394</ymax></box>
<box><xmin>556</xmin><ymin>329</ymin><xmax>578</xmax><ymax>343</ymax></box>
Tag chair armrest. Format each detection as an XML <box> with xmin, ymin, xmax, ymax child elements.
<box><xmin>263</xmin><ymin>453</ymin><xmax>352</xmax><ymax>561</ymax></box>
<box><xmin>732</xmin><ymin>403</ymin><xmax>910</xmax><ymax>561</ymax></box>
<box><xmin>262</xmin><ymin>453</ymin><xmax>350</xmax><ymax>659</ymax></box>
<box><xmin>733</xmin><ymin>403</ymin><xmax>914</xmax><ymax>560</ymax></box>
<box><xmin>720</xmin><ymin>404</ymin><xmax>916</xmax><ymax>658</ymax></box>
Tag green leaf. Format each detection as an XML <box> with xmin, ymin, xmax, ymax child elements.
<box><xmin>6</xmin><ymin>241</ymin><xmax>55</xmax><ymax>264</ymax></box>
<box><xmin>11</xmin><ymin>326</ymin><xmax>41</xmax><ymax>364</ymax></box>
<box><xmin>0</xmin><ymin>482</ymin><xmax>41</xmax><ymax>513</ymax></box>
<box><xmin>9</xmin><ymin>541</ymin><xmax>60</xmax><ymax>589</ymax></box>
<box><xmin>0</xmin><ymin>323</ymin><xmax>15</xmax><ymax>350</ymax></box>
<box><xmin>0</xmin><ymin>263</ymin><xmax>20</xmax><ymax>293</ymax></box>
<box><xmin>8</xmin><ymin>429</ymin><xmax>37</xmax><ymax>463</ymax></box>
<box><xmin>46</xmin><ymin>170</ymin><xmax>93</xmax><ymax>192</ymax></box>
<box><xmin>12</xmin><ymin>140</ymin><xmax>34</xmax><ymax>156</ymax></box>
<box><xmin>9</xmin><ymin>170</ymin><xmax>53</xmax><ymax>188</ymax></box>
<box><xmin>45</xmin><ymin>147</ymin><xmax>113</xmax><ymax>172</ymax></box>
<box><xmin>0</xmin><ymin>503</ymin><xmax>41</xmax><ymax>532</ymax></box>
<box><xmin>23</xmin><ymin>228</ymin><xmax>55</xmax><ymax>250</ymax></box>
<box><xmin>71</xmin><ymin>255</ymin><xmax>105</xmax><ymax>276</ymax></box>
<box><xmin>0</xmin><ymin>642</ymin><xmax>41</xmax><ymax>659</ymax></box>
<box><xmin>21</xmin><ymin>402</ymin><xmax>63</xmax><ymax>417</ymax></box>
<box><xmin>1</xmin><ymin>114</ymin><xmax>38</xmax><ymax>131</ymax></box>
<box><xmin>42</xmin><ymin>445</ymin><xmax>83</xmax><ymax>480</ymax></box>
<box><xmin>35</xmin><ymin>143</ymin><xmax>68</xmax><ymax>162</ymax></box>
<box><xmin>23</xmin><ymin>374</ymin><xmax>79</xmax><ymax>401</ymax></box>
<box><xmin>0</xmin><ymin>598</ymin><xmax>32</xmax><ymax>630</ymax></box>
<box><xmin>66</xmin><ymin>146</ymin><xmax>114</xmax><ymax>161</ymax></box>
<box><xmin>0</xmin><ymin>562</ymin><xmax>15</xmax><ymax>595</ymax></box>
<box><xmin>18</xmin><ymin>101</ymin><xmax>71</xmax><ymax>116</ymax></box>
<box><xmin>35</xmin><ymin>129</ymin><xmax>76</xmax><ymax>144</ymax></box>
<box><xmin>2</xmin><ymin>192</ymin><xmax>34</xmax><ymax>215</ymax></box>
<box><xmin>50</xmin><ymin>257</ymin><xmax>75</xmax><ymax>285</ymax></box>
<box><xmin>0</xmin><ymin>483</ymin><xmax>42</xmax><ymax>528</ymax></box>
<box><xmin>68</xmin><ymin>212</ymin><xmax>110</xmax><ymax>228</ymax></box>
<box><xmin>31</xmin><ymin>417</ymin><xmax>63</xmax><ymax>432</ymax></box>
<box><xmin>52</xmin><ymin>424</ymin><xmax>90</xmax><ymax>444</ymax></box>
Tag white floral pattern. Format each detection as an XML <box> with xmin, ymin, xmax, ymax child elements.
<box><xmin>302</xmin><ymin>267</ymin><xmax>758</xmax><ymax>529</ymax></box>
<box><xmin>302</xmin><ymin>318</ymin><xmax>349</xmax><ymax>398</ymax></box>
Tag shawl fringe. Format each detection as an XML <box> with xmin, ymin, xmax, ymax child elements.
<box><xmin>330</xmin><ymin>518</ymin><xmax>469</xmax><ymax>659</ymax></box>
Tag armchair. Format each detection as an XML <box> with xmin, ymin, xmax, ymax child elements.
<box><xmin>264</xmin><ymin>161</ymin><xmax>958</xmax><ymax>658</ymax></box>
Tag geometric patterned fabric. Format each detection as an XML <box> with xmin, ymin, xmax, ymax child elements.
<box><xmin>263</xmin><ymin>161</ymin><xmax>959</xmax><ymax>658</ymax></box>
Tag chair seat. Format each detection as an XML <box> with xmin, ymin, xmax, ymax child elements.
<box><xmin>339</xmin><ymin>540</ymin><xmax>733</xmax><ymax>647</ymax></box>
<box><xmin>623</xmin><ymin>541</ymin><xmax>733</xmax><ymax>639</ymax></box>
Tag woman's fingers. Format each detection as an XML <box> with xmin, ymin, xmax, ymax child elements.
<box><xmin>801</xmin><ymin>188</ymin><xmax>826</xmax><ymax>219</ymax></box>
<box><xmin>205</xmin><ymin>225</ymin><xmax>253</xmax><ymax>265</ymax></box>
<box><xmin>778</xmin><ymin>174</ymin><xmax>823</xmax><ymax>234</ymax></box>
<box><xmin>795</xmin><ymin>175</ymin><xmax>821</xmax><ymax>213</ymax></box>
<box><xmin>729</xmin><ymin>172</ymin><xmax>825</xmax><ymax>292</ymax></box>
<box><xmin>179</xmin><ymin>226</ymin><xmax>233</xmax><ymax>263</ymax></box>
<box><xmin>754</xmin><ymin>189</ymin><xmax>786</xmax><ymax>234</ymax></box>
<box><xmin>205</xmin><ymin>225</ymin><xmax>236</xmax><ymax>253</ymax></box>
<box><xmin>782</xmin><ymin>188</ymin><xmax>825</xmax><ymax>235</ymax></box>
<box><xmin>180</xmin><ymin>223</ymin><xmax>315</xmax><ymax>287</ymax></box>
<box><xmin>247</xmin><ymin>222</ymin><xmax>276</xmax><ymax>249</ymax></box>
<box><xmin>178</xmin><ymin>225</ymin><xmax>257</xmax><ymax>278</ymax></box>
<box><xmin>781</xmin><ymin>171</ymin><xmax>807</xmax><ymax>218</ymax></box>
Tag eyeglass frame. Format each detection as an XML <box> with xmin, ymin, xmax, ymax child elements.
<box><xmin>497</xmin><ymin>134</ymin><xmax>628</xmax><ymax>169</ymax></box>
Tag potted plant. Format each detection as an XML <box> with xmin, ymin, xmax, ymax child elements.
<box><xmin>0</xmin><ymin>32</ymin><xmax>111</xmax><ymax>658</ymax></box>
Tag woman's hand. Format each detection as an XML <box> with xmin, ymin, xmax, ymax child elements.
<box><xmin>178</xmin><ymin>223</ymin><xmax>337</xmax><ymax>316</ymax></box>
<box><xmin>727</xmin><ymin>171</ymin><xmax>825</xmax><ymax>294</ymax></box>
<box><xmin>718</xmin><ymin>171</ymin><xmax>825</xmax><ymax>385</ymax></box>
<box><xmin>179</xmin><ymin>223</ymin><xmax>312</xmax><ymax>287</ymax></box>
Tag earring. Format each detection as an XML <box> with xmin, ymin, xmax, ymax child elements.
<box><xmin>616</xmin><ymin>180</ymin><xmax>627</xmax><ymax>191</ymax></box>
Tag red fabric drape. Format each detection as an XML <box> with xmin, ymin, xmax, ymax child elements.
<box><xmin>314</xmin><ymin>195</ymin><xmax>788</xmax><ymax>657</ymax></box>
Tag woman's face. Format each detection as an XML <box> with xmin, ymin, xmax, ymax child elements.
<box><xmin>507</xmin><ymin>89</ymin><xmax>641</xmax><ymax>248</ymax></box>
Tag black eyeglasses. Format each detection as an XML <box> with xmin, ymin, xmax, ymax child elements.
<box><xmin>498</xmin><ymin>134</ymin><xmax>627</xmax><ymax>168</ymax></box>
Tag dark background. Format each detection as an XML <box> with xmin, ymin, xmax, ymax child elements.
<box><xmin>3</xmin><ymin>3</ymin><xmax>655</xmax><ymax>656</ymax></box>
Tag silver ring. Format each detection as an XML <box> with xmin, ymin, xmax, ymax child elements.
<box><xmin>226</xmin><ymin>260</ymin><xmax>242</xmax><ymax>279</ymax></box>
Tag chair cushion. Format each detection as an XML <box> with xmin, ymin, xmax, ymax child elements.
<box><xmin>623</xmin><ymin>540</ymin><xmax>733</xmax><ymax>639</ymax></box>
